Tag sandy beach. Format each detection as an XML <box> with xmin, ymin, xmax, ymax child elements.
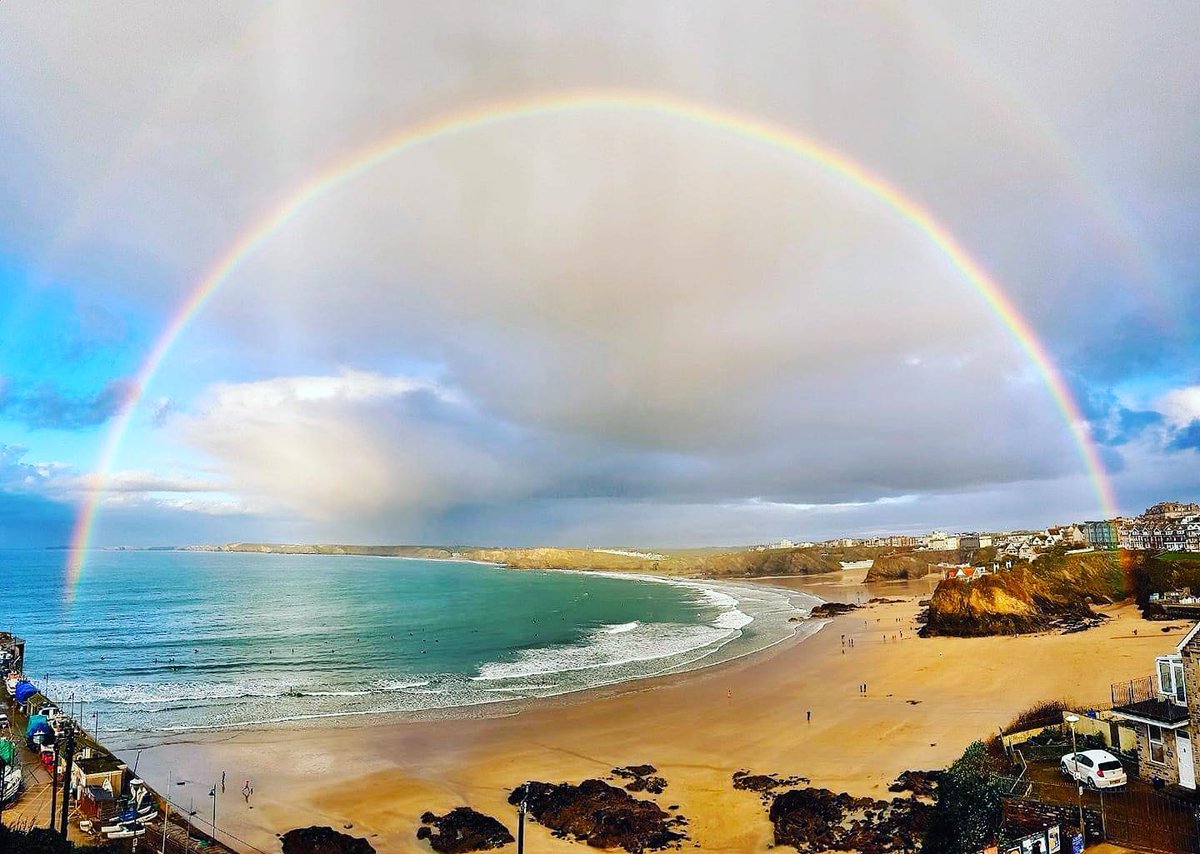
<box><xmin>127</xmin><ymin>571</ymin><xmax>1189</xmax><ymax>853</ymax></box>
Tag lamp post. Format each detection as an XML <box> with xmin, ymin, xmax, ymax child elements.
<box><xmin>1065</xmin><ymin>713</ymin><xmax>1083</xmax><ymax>841</ymax></box>
<box><xmin>209</xmin><ymin>782</ymin><xmax>217</xmax><ymax>838</ymax></box>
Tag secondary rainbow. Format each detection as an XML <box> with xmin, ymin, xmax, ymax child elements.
<box><xmin>64</xmin><ymin>89</ymin><xmax>1119</xmax><ymax>598</ymax></box>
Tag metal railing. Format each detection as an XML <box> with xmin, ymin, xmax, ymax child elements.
<box><xmin>1111</xmin><ymin>675</ymin><xmax>1156</xmax><ymax>707</ymax></box>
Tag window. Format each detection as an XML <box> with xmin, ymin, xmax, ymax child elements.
<box><xmin>1157</xmin><ymin>655</ymin><xmax>1188</xmax><ymax>704</ymax></box>
<box><xmin>1148</xmin><ymin>724</ymin><xmax>1166</xmax><ymax>764</ymax></box>
<box><xmin>1098</xmin><ymin>761</ymin><xmax>1122</xmax><ymax>772</ymax></box>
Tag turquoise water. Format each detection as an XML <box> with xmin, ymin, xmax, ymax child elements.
<box><xmin>0</xmin><ymin>550</ymin><xmax>818</xmax><ymax>736</ymax></box>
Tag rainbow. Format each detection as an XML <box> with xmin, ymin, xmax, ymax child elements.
<box><xmin>64</xmin><ymin>89</ymin><xmax>1119</xmax><ymax>598</ymax></box>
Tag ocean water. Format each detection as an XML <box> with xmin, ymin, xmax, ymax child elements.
<box><xmin>0</xmin><ymin>550</ymin><xmax>820</xmax><ymax>737</ymax></box>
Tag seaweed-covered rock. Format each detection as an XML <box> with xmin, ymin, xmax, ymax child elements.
<box><xmin>416</xmin><ymin>807</ymin><xmax>514</xmax><ymax>853</ymax></box>
<box><xmin>509</xmin><ymin>779</ymin><xmax>686</xmax><ymax>852</ymax></box>
<box><xmin>612</xmin><ymin>765</ymin><xmax>667</xmax><ymax>794</ymax></box>
<box><xmin>767</xmin><ymin>788</ymin><xmax>931</xmax><ymax>854</ymax></box>
<box><xmin>281</xmin><ymin>827</ymin><xmax>376</xmax><ymax>854</ymax></box>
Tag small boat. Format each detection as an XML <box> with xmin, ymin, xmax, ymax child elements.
<box><xmin>0</xmin><ymin>765</ymin><xmax>21</xmax><ymax>802</ymax></box>
<box><xmin>101</xmin><ymin>818</ymin><xmax>142</xmax><ymax>834</ymax></box>
<box><xmin>104</xmin><ymin>824</ymin><xmax>146</xmax><ymax>840</ymax></box>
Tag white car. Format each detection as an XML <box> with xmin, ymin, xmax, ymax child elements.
<box><xmin>1061</xmin><ymin>749</ymin><xmax>1127</xmax><ymax>789</ymax></box>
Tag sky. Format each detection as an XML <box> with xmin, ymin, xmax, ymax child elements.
<box><xmin>0</xmin><ymin>1</ymin><xmax>1197</xmax><ymax>549</ymax></box>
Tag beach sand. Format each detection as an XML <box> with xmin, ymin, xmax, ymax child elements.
<box><xmin>128</xmin><ymin>573</ymin><xmax>1190</xmax><ymax>853</ymax></box>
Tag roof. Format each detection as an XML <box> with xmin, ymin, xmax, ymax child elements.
<box><xmin>1111</xmin><ymin>698</ymin><xmax>1190</xmax><ymax>728</ymax></box>
<box><xmin>1176</xmin><ymin>621</ymin><xmax>1200</xmax><ymax>653</ymax></box>
<box><xmin>75</xmin><ymin>756</ymin><xmax>125</xmax><ymax>775</ymax></box>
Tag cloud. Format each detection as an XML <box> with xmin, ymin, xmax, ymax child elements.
<box><xmin>174</xmin><ymin>371</ymin><xmax>537</xmax><ymax>525</ymax></box>
<box><xmin>3</xmin><ymin>3</ymin><xmax>1199</xmax><ymax>543</ymax></box>
<box><xmin>1168</xmin><ymin>421</ymin><xmax>1200</xmax><ymax>453</ymax></box>
<box><xmin>0</xmin><ymin>377</ymin><xmax>132</xmax><ymax>430</ymax></box>
<box><xmin>1159</xmin><ymin>386</ymin><xmax>1200</xmax><ymax>428</ymax></box>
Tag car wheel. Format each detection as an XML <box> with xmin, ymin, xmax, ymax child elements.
<box><xmin>1060</xmin><ymin>762</ymin><xmax>1070</xmax><ymax>777</ymax></box>
<box><xmin>1086</xmin><ymin>777</ymin><xmax>1097</xmax><ymax>790</ymax></box>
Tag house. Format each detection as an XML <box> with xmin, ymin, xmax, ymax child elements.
<box><xmin>1081</xmin><ymin>520</ymin><xmax>1120</xmax><ymax>550</ymax></box>
<box><xmin>959</xmin><ymin>533</ymin><xmax>993</xmax><ymax>550</ymax></box>
<box><xmin>1110</xmin><ymin>622</ymin><xmax>1200</xmax><ymax>789</ymax></box>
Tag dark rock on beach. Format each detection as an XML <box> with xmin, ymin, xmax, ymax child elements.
<box><xmin>767</xmin><ymin>788</ymin><xmax>931</xmax><ymax>854</ymax></box>
<box><xmin>886</xmin><ymin>769</ymin><xmax>942</xmax><ymax>799</ymax></box>
<box><xmin>613</xmin><ymin>764</ymin><xmax>658</xmax><ymax>778</ymax></box>
<box><xmin>731</xmin><ymin>770</ymin><xmax>808</xmax><ymax>797</ymax></box>
<box><xmin>613</xmin><ymin>765</ymin><xmax>668</xmax><ymax>794</ymax></box>
<box><xmin>281</xmin><ymin>827</ymin><xmax>376</xmax><ymax>854</ymax></box>
<box><xmin>509</xmin><ymin>779</ymin><xmax>686</xmax><ymax>852</ymax></box>
<box><xmin>415</xmin><ymin>807</ymin><xmax>514</xmax><ymax>853</ymax></box>
<box><xmin>808</xmin><ymin>602</ymin><xmax>858</xmax><ymax>618</ymax></box>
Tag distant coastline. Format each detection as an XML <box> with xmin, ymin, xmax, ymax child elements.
<box><xmin>118</xmin><ymin>540</ymin><xmax>891</xmax><ymax>580</ymax></box>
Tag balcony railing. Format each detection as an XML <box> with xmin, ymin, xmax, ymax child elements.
<box><xmin>1112</xmin><ymin>675</ymin><xmax>1156</xmax><ymax>708</ymax></box>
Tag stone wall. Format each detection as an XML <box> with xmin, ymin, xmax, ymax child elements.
<box><xmin>1131</xmin><ymin>722</ymin><xmax>1180</xmax><ymax>785</ymax></box>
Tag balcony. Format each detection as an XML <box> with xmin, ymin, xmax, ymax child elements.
<box><xmin>1111</xmin><ymin>675</ymin><xmax>1190</xmax><ymax>725</ymax></box>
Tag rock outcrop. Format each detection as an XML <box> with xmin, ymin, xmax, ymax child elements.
<box><xmin>509</xmin><ymin>779</ymin><xmax>686</xmax><ymax>852</ymax></box>
<box><xmin>281</xmin><ymin>827</ymin><xmax>375</xmax><ymax>854</ymax></box>
<box><xmin>767</xmin><ymin>788</ymin><xmax>931</xmax><ymax>854</ymax></box>
<box><xmin>611</xmin><ymin>765</ymin><xmax>668</xmax><ymax>794</ymax></box>
<box><xmin>416</xmin><ymin>808</ymin><xmax>514</xmax><ymax>853</ymax></box>
<box><xmin>920</xmin><ymin>550</ymin><xmax>1132</xmax><ymax>637</ymax></box>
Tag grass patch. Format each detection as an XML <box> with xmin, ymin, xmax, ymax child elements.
<box><xmin>1158</xmin><ymin>551</ymin><xmax>1200</xmax><ymax>562</ymax></box>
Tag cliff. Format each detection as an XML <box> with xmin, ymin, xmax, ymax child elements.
<box><xmin>864</xmin><ymin>550</ymin><xmax>958</xmax><ymax>581</ymax></box>
<box><xmin>920</xmin><ymin>549</ymin><xmax>1128</xmax><ymax>637</ymax></box>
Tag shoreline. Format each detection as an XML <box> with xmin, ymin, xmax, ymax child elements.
<box><xmin>121</xmin><ymin>570</ymin><xmax>1181</xmax><ymax>853</ymax></box>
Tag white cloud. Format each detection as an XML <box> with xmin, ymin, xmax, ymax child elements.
<box><xmin>1158</xmin><ymin>385</ymin><xmax>1200</xmax><ymax>428</ymax></box>
<box><xmin>175</xmin><ymin>371</ymin><xmax>535</xmax><ymax>523</ymax></box>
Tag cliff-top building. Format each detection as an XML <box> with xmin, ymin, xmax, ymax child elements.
<box><xmin>1144</xmin><ymin>502</ymin><xmax>1200</xmax><ymax>521</ymax></box>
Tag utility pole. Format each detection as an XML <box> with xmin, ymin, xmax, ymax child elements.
<box><xmin>516</xmin><ymin>795</ymin><xmax>526</xmax><ymax>854</ymax></box>
<box><xmin>162</xmin><ymin>771</ymin><xmax>171</xmax><ymax>854</ymax></box>
<box><xmin>59</xmin><ymin>725</ymin><xmax>76</xmax><ymax>837</ymax></box>
<box><xmin>0</xmin><ymin>756</ymin><xmax>6</xmax><ymax>829</ymax></box>
<box><xmin>210</xmin><ymin>783</ymin><xmax>217</xmax><ymax>838</ymax></box>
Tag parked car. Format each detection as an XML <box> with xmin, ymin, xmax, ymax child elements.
<box><xmin>1061</xmin><ymin>749</ymin><xmax>1127</xmax><ymax>789</ymax></box>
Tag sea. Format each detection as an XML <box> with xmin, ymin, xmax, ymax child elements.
<box><xmin>0</xmin><ymin>550</ymin><xmax>822</xmax><ymax>738</ymax></box>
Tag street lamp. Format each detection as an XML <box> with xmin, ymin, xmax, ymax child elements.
<box><xmin>1065</xmin><ymin>714</ymin><xmax>1083</xmax><ymax>841</ymax></box>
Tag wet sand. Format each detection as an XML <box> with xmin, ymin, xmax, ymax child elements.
<box><xmin>128</xmin><ymin>572</ymin><xmax>1186</xmax><ymax>852</ymax></box>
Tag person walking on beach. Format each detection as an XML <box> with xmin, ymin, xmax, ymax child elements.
<box><xmin>806</xmin><ymin>709</ymin><xmax>811</xmax><ymax>722</ymax></box>
<box><xmin>221</xmin><ymin>771</ymin><xmax>226</xmax><ymax>793</ymax></box>
<box><xmin>243</xmin><ymin>781</ymin><xmax>251</xmax><ymax>803</ymax></box>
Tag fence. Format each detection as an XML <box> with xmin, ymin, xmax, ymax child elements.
<box><xmin>1112</xmin><ymin>675</ymin><xmax>1156</xmax><ymax>707</ymax></box>
<box><xmin>1007</xmin><ymin>778</ymin><xmax>1200</xmax><ymax>854</ymax></box>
